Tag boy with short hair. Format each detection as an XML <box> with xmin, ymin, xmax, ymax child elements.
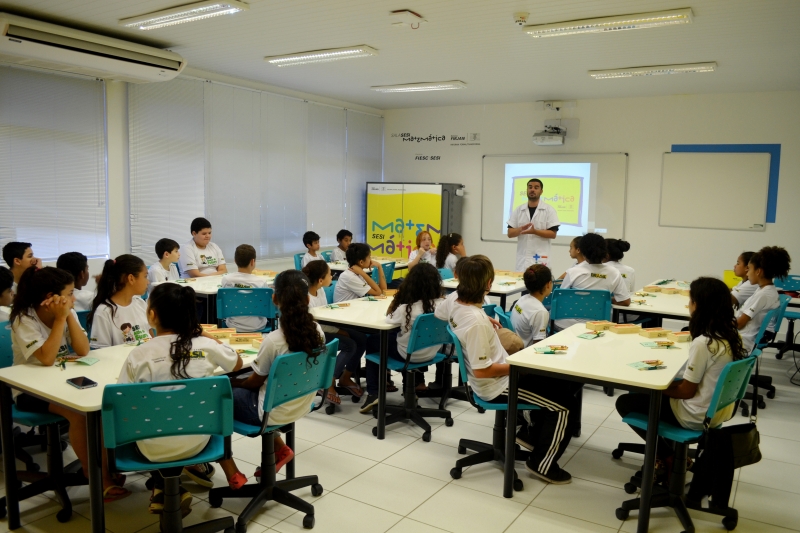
<box><xmin>148</xmin><ymin>239</ymin><xmax>181</xmax><ymax>293</ymax></box>
<box><xmin>333</xmin><ymin>243</ymin><xmax>386</xmax><ymax>303</ymax></box>
<box><xmin>219</xmin><ymin>244</ymin><xmax>269</xmax><ymax>332</ymax></box>
<box><xmin>56</xmin><ymin>252</ymin><xmax>94</xmax><ymax>311</ymax></box>
<box><xmin>331</xmin><ymin>229</ymin><xmax>352</xmax><ymax>262</ymax></box>
<box><xmin>511</xmin><ymin>265</ymin><xmax>553</xmax><ymax>347</ymax></box>
<box><xmin>301</xmin><ymin>231</ymin><xmax>323</xmax><ymax>268</ymax></box>
<box><xmin>0</xmin><ymin>266</ymin><xmax>13</xmax><ymax>322</ymax></box>
<box><xmin>2</xmin><ymin>242</ymin><xmax>40</xmax><ymax>290</ymax></box>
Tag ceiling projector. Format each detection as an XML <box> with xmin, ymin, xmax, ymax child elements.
<box><xmin>532</xmin><ymin>126</ymin><xmax>566</xmax><ymax>146</ymax></box>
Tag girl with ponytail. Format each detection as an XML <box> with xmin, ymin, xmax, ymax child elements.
<box><xmin>88</xmin><ymin>255</ymin><xmax>152</xmax><ymax>349</ymax></box>
<box><xmin>604</xmin><ymin>238</ymin><xmax>635</xmax><ymax>292</ymax></box>
<box><xmin>118</xmin><ymin>283</ymin><xmax>243</xmax><ymax>507</ymax></box>
<box><xmin>436</xmin><ymin>232</ymin><xmax>465</xmax><ymax>270</ymax></box>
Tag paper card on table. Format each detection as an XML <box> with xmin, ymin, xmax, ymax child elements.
<box><xmin>534</xmin><ymin>345</ymin><xmax>568</xmax><ymax>354</ymax></box>
<box><xmin>628</xmin><ymin>361</ymin><xmax>667</xmax><ymax>370</ymax></box>
<box><xmin>75</xmin><ymin>357</ymin><xmax>99</xmax><ymax>366</ymax></box>
<box><xmin>578</xmin><ymin>332</ymin><xmax>604</xmax><ymax>340</ymax></box>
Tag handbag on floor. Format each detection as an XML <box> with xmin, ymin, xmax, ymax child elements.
<box><xmin>724</xmin><ymin>421</ymin><xmax>762</xmax><ymax>469</ymax></box>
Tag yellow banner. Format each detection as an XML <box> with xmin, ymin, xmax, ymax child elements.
<box><xmin>366</xmin><ymin>184</ymin><xmax>442</xmax><ymax>259</ymax></box>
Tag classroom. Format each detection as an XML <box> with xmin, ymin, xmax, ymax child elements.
<box><xmin>0</xmin><ymin>1</ymin><xmax>799</xmax><ymax>533</ymax></box>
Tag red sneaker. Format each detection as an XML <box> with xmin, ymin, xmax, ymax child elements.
<box><xmin>276</xmin><ymin>445</ymin><xmax>295</xmax><ymax>472</ymax></box>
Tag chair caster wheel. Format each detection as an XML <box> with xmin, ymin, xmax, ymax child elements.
<box><xmin>303</xmin><ymin>514</ymin><xmax>315</xmax><ymax>529</ymax></box>
<box><xmin>27</xmin><ymin>462</ymin><xmax>40</xmax><ymax>473</ymax></box>
<box><xmin>758</xmin><ymin>400</ymin><xmax>766</xmax><ymax>409</ymax></box>
<box><xmin>776</xmin><ymin>353</ymin><xmax>784</xmax><ymax>360</ymax></box>
<box><xmin>60</xmin><ymin>440</ymin><xmax>69</xmax><ymax>452</ymax></box>
<box><xmin>56</xmin><ymin>508</ymin><xmax>72</xmax><ymax>523</ymax></box>
<box><xmin>450</xmin><ymin>467</ymin><xmax>462</xmax><ymax>480</ymax></box>
<box><xmin>476</xmin><ymin>407</ymin><xmax>485</xmax><ymax>414</ymax></box>
<box><xmin>611</xmin><ymin>449</ymin><xmax>623</xmax><ymax>459</ymax></box>
<box><xmin>445</xmin><ymin>417</ymin><xmax>454</xmax><ymax>427</ymax></box>
<box><xmin>311</xmin><ymin>484</ymin><xmax>323</xmax><ymax>497</ymax></box>
<box><xmin>624</xmin><ymin>482</ymin><xmax>637</xmax><ymax>494</ymax></box>
<box><xmin>225</xmin><ymin>528</ymin><xmax>235</xmax><ymax>533</ymax></box>
<box><xmin>325</xmin><ymin>404</ymin><xmax>335</xmax><ymax>415</ymax></box>
<box><xmin>722</xmin><ymin>515</ymin><xmax>738</xmax><ymax>530</ymax></box>
<box><xmin>741</xmin><ymin>406</ymin><xmax>749</xmax><ymax>417</ymax></box>
<box><xmin>236</xmin><ymin>521</ymin><xmax>247</xmax><ymax>533</ymax></box>
<box><xmin>457</xmin><ymin>445</ymin><xmax>466</xmax><ymax>454</ymax></box>
<box><xmin>209</xmin><ymin>493</ymin><xmax>223</xmax><ymax>508</ymax></box>
<box><xmin>766</xmin><ymin>390</ymin><xmax>775</xmax><ymax>399</ymax></box>
<box><xmin>422</xmin><ymin>432</ymin><xmax>431</xmax><ymax>442</ymax></box>
<box><xmin>616</xmin><ymin>508</ymin><xmax>629</xmax><ymax>520</ymax></box>
<box><xmin>352</xmin><ymin>395</ymin><xmax>360</xmax><ymax>403</ymax></box>
<box><xmin>372</xmin><ymin>426</ymin><xmax>378</xmax><ymax>437</ymax></box>
<box><xmin>513</xmin><ymin>478</ymin><xmax>523</xmax><ymax>491</ymax></box>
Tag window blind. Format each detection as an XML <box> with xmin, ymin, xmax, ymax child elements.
<box><xmin>345</xmin><ymin>110</ymin><xmax>384</xmax><ymax>243</ymax></box>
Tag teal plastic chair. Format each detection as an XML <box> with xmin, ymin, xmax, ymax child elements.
<box><xmin>774</xmin><ymin>275</ymin><xmax>800</xmax><ymax>360</ymax></box>
<box><xmin>323</xmin><ymin>281</ymin><xmax>336</xmax><ymax>303</ymax></box>
<box><xmin>447</xmin><ymin>325</ymin><xmax>539</xmax><ymax>492</ymax></box>
<box><xmin>371</xmin><ymin>261</ymin><xmax>395</xmax><ymax>285</ymax></box>
<box><xmin>216</xmin><ymin>287</ymin><xmax>276</xmax><ymax>332</ymax></box>
<box><xmin>739</xmin><ymin>305</ymin><xmax>784</xmax><ymax>416</ymax></box>
<box><xmin>320</xmin><ymin>250</ymin><xmax>332</xmax><ymax>262</ymax></box>
<box><xmin>293</xmin><ymin>253</ymin><xmax>304</xmax><ymax>270</ymax></box>
<box><xmin>438</xmin><ymin>268</ymin><xmax>454</xmax><ymax>280</ymax></box>
<box><xmin>541</xmin><ymin>279</ymin><xmax>562</xmax><ymax>310</ymax></box>
<box><xmin>364</xmin><ymin>314</ymin><xmax>451</xmax><ymax>440</ymax></box>
<box><xmin>102</xmin><ymin>376</ymin><xmax>234</xmax><ymax>533</ymax></box>
<box><xmin>76</xmin><ymin>310</ymin><xmax>89</xmax><ymax>331</ymax></box>
<box><xmin>208</xmin><ymin>339</ymin><xmax>338</xmax><ymax>531</ymax></box>
<box><xmin>614</xmin><ymin>356</ymin><xmax>756</xmax><ymax>532</ymax></box>
<box><xmin>495</xmin><ymin>309</ymin><xmax>515</xmax><ymax>332</ymax></box>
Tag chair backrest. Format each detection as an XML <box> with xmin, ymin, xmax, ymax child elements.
<box><xmin>216</xmin><ymin>287</ymin><xmax>276</xmax><ymax>321</ymax></box>
<box><xmin>754</xmin><ymin>305</ymin><xmax>781</xmax><ymax>351</ymax></box>
<box><xmin>323</xmin><ymin>282</ymin><xmax>336</xmax><ymax>304</ymax></box>
<box><xmin>482</xmin><ymin>304</ymin><xmax>497</xmax><ymax>317</ymax></box>
<box><xmin>549</xmin><ymin>288</ymin><xmax>612</xmax><ymax>322</ymax></box>
<box><xmin>261</xmin><ymin>339</ymin><xmax>338</xmax><ymax>415</ymax></box>
<box><xmin>406</xmin><ymin>313</ymin><xmax>450</xmax><ymax>355</ymax></box>
<box><xmin>294</xmin><ymin>253</ymin><xmax>304</xmax><ymax>270</ymax></box>
<box><xmin>495</xmin><ymin>309</ymin><xmax>514</xmax><ymax>332</ymax></box>
<box><xmin>101</xmin><ymin>375</ymin><xmax>233</xmax><ymax>449</ymax></box>
<box><xmin>774</xmin><ymin>274</ymin><xmax>800</xmax><ymax>292</ymax></box>
<box><xmin>320</xmin><ymin>250</ymin><xmax>332</xmax><ymax>262</ymax></box>
<box><xmin>0</xmin><ymin>321</ymin><xmax>12</xmax><ymax>369</ymax></box>
<box><xmin>173</xmin><ymin>262</ymin><xmax>181</xmax><ymax>277</ymax></box>
<box><xmin>446</xmin><ymin>325</ymin><xmax>480</xmax><ymax>408</ymax></box>
<box><xmin>704</xmin><ymin>356</ymin><xmax>756</xmax><ymax>427</ymax></box>
<box><xmin>438</xmin><ymin>268</ymin><xmax>454</xmax><ymax>280</ymax></box>
<box><xmin>76</xmin><ymin>310</ymin><xmax>90</xmax><ymax>331</ymax></box>
<box><xmin>372</xmin><ymin>262</ymin><xmax>395</xmax><ymax>284</ymax></box>
<box><xmin>772</xmin><ymin>294</ymin><xmax>792</xmax><ymax>333</ymax></box>
<box><xmin>542</xmin><ymin>279</ymin><xmax>562</xmax><ymax>310</ymax></box>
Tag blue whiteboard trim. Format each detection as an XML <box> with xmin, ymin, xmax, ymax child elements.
<box><xmin>671</xmin><ymin>144</ymin><xmax>780</xmax><ymax>223</ymax></box>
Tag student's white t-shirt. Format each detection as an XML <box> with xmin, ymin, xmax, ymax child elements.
<box><xmin>0</xmin><ymin>307</ymin><xmax>8</xmax><ymax>323</ymax></box>
<box><xmin>251</xmin><ymin>324</ymin><xmax>325</xmax><ymax>425</ymax></box>
<box><xmin>219</xmin><ymin>273</ymin><xmax>269</xmax><ymax>332</ymax></box>
<box><xmin>386</xmin><ymin>299</ymin><xmax>444</xmax><ymax>362</ymax></box>
<box><xmin>308</xmin><ymin>289</ymin><xmax>338</xmax><ymax>333</ymax></box>
<box><xmin>556</xmin><ymin>262</ymin><xmax>630</xmax><ymax>330</ymax></box>
<box><xmin>302</xmin><ymin>252</ymin><xmax>323</xmax><ymax>268</ymax></box>
<box><xmin>179</xmin><ymin>240</ymin><xmax>226</xmax><ymax>278</ymax></box>
<box><xmin>118</xmin><ymin>335</ymin><xmax>239</xmax><ymax>462</ymax></box>
<box><xmin>443</xmin><ymin>254</ymin><xmax>459</xmax><ymax>272</ymax></box>
<box><xmin>606</xmin><ymin>261</ymin><xmax>636</xmax><ymax>293</ymax></box>
<box><xmin>90</xmin><ymin>298</ymin><xmax>152</xmax><ymax>349</ymax></box>
<box><xmin>330</xmin><ymin>247</ymin><xmax>347</xmax><ymax>262</ymax></box>
<box><xmin>736</xmin><ymin>285</ymin><xmax>779</xmax><ymax>353</ymax></box>
<box><xmin>510</xmin><ymin>294</ymin><xmax>549</xmax><ymax>348</ymax></box>
<box><xmin>409</xmin><ymin>249</ymin><xmax>436</xmax><ymax>265</ymax></box>
<box><xmin>147</xmin><ymin>262</ymin><xmax>180</xmax><ymax>293</ymax></box>
<box><xmin>334</xmin><ymin>270</ymin><xmax>371</xmax><ymax>303</ymax></box>
<box><xmin>73</xmin><ymin>288</ymin><xmax>94</xmax><ymax>312</ymax></box>
<box><xmin>670</xmin><ymin>336</ymin><xmax>735</xmax><ymax>430</ymax></box>
<box><xmin>731</xmin><ymin>280</ymin><xmax>758</xmax><ymax>308</ymax></box>
<box><xmin>435</xmin><ymin>300</ymin><xmax>508</xmax><ymax>401</ymax></box>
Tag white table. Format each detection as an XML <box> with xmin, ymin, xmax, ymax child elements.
<box><xmin>328</xmin><ymin>259</ymin><xmax>409</xmax><ymax>273</ymax></box>
<box><xmin>442</xmin><ymin>274</ymin><xmax>528</xmax><ymax>311</ymax></box>
<box><xmin>613</xmin><ymin>279</ymin><xmax>690</xmax><ymax>325</ymax></box>
<box><xmin>504</xmin><ymin>323</ymin><xmax>688</xmax><ymax>533</ymax></box>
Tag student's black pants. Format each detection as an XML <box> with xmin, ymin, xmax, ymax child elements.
<box><xmin>615</xmin><ymin>393</ymin><xmax>681</xmax><ymax>459</ymax></box>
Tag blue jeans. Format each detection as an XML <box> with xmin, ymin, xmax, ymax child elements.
<box><xmin>232</xmin><ymin>387</ymin><xmax>262</xmax><ymax>427</ymax></box>
<box><xmin>325</xmin><ymin>329</ymin><xmax>366</xmax><ymax>379</ymax></box>
<box><xmin>364</xmin><ymin>332</ymin><xmax>425</xmax><ymax>395</ymax></box>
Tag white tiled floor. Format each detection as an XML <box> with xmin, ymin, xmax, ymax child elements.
<box><xmin>2</xmin><ymin>349</ymin><xmax>800</xmax><ymax>533</ymax></box>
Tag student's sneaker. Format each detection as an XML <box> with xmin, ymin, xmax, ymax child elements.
<box><xmin>515</xmin><ymin>427</ymin><xmax>534</xmax><ymax>452</ymax></box>
<box><xmin>182</xmin><ymin>463</ymin><xmax>215</xmax><ymax>488</ymax></box>
<box><xmin>360</xmin><ymin>394</ymin><xmax>379</xmax><ymax>414</ymax></box>
<box><xmin>525</xmin><ymin>461</ymin><xmax>572</xmax><ymax>484</ymax></box>
<box><xmin>149</xmin><ymin>486</ymin><xmax>193</xmax><ymax>515</ymax></box>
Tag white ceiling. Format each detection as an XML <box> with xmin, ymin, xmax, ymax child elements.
<box><xmin>2</xmin><ymin>0</ymin><xmax>799</xmax><ymax>109</ymax></box>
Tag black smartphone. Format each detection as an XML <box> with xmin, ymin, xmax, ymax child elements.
<box><xmin>66</xmin><ymin>376</ymin><xmax>98</xmax><ymax>390</ymax></box>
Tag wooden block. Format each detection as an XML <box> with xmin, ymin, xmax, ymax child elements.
<box><xmin>253</xmin><ymin>269</ymin><xmax>276</xmax><ymax>277</ymax></box>
<box><xmin>660</xmin><ymin>287</ymin><xmax>679</xmax><ymax>295</ymax></box>
<box><xmin>586</xmin><ymin>320</ymin><xmax>614</xmax><ymax>331</ymax></box>
<box><xmin>679</xmin><ymin>289</ymin><xmax>690</xmax><ymax>296</ymax></box>
<box><xmin>208</xmin><ymin>328</ymin><xmax>236</xmax><ymax>340</ymax></box>
<box><xmin>667</xmin><ymin>332</ymin><xmax>691</xmax><ymax>343</ymax></box>
<box><xmin>252</xmin><ymin>338</ymin><xmax>263</xmax><ymax>349</ymax></box>
<box><xmin>229</xmin><ymin>333</ymin><xmax>263</xmax><ymax>345</ymax></box>
<box><xmin>200</xmin><ymin>324</ymin><xmax>217</xmax><ymax>330</ymax></box>
<box><xmin>639</xmin><ymin>328</ymin><xmax>672</xmax><ymax>338</ymax></box>
<box><xmin>610</xmin><ymin>324</ymin><xmax>642</xmax><ymax>334</ymax></box>
<box><xmin>643</xmin><ymin>285</ymin><xmax>661</xmax><ymax>292</ymax></box>
<box><xmin>384</xmin><ymin>289</ymin><xmax>398</xmax><ymax>296</ymax></box>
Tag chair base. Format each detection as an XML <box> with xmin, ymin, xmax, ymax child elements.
<box><xmin>161</xmin><ymin>473</ymin><xmax>234</xmax><ymax>533</ymax></box>
<box><xmin>417</xmin><ymin>359</ymin><xmax>480</xmax><ymax>412</ymax></box>
<box><xmin>374</xmin><ymin>371</ymin><xmax>451</xmax><ymax>441</ymax></box>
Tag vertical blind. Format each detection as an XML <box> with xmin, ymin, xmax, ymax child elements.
<box><xmin>0</xmin><ymin>67</ymin><xmax>108</xmax><ymax>260</ymax></box>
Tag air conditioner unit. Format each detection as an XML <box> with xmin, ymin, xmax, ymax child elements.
<box><xmin>0</xmin><ymin>13</ymin><xmax>186</xmax><ymax>83</ymax></box>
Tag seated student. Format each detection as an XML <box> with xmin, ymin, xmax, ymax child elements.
<box><xmin>11</xmin><ymin>266</ymin><xmax>129</xmax><ymax>502</ymax></box>
<box><xmin>148</xmin><ymin>238</ymin><xmax>181</xmax><ymax>293</ymax></box>
<box><xmin>56</xmin><ymin>252</ymin><xmax>94</xmax><ymax>312</ymax></box>
<box><xmin>360</xmin><ymin>263</ymin><xmax>444</xmax><ymax>413</ymax></box>
<box><xmin>303</xmin><ymin>260</ymin><xmax>366</xmax><ymax>405</ymax></box>
<box><xmin>436</xmin><ymin>233</ymin><xmax>465</xmax><ymax>272</ymax></box>
<box><xmin>558</xmin><ymin>236</ymin><xmax>584</xmax><ymax>280</ymax></box>
<box><xmin>556</xmin><ymin>233</ymin><xmax>630</xmax><ymax>331</ymax></box>
<box><xmin>511</xmin><ymin>265</ymin><xmax>553</xmax><ymax>348</ymax></box>
<box><xmin>179</xmin><ymin>217</ymin><xmax>227</xmax><ymax>278</ymax></box>
<box><xmin>219</xmin><ymin>244</ymin><xmax>270</xmax><ymax>332</ymax></box>
<box><xmin>118</xmin><ymin>283</ymin><xmax>243</xmax><ymax>512</ymax></box>
<box><xmin>617</xmin><ymin>277</ymin><xmax>746</xmax><ymax>461</ymax></box>
<box><xmin>218</xmin><ymin>271</ymin><xmax>324</xmax><ymax>486</ymax></box>
<box><xmin>330</xmin><ymin>229</ymin><xmax>352</xmax><ymax>262</ymax></box>
<box><xmin>2</xmin><ymin>241</ymin><xmax>40</xmax><ymax>291</ymax></box>
<box><xmin>0</xmin><ymin>266</ymin><xmax>14</xmax><ymax>322</ymax></box>
<box><xmin>604</xmin><ymin>239</ymin><xmax>635</xmax><ymax>293</ymax></box>
<box><xmin>301</xmin><ymin>231</ymin><xmax>324</xmax><ymax>268</ymax></box>
<box><xmin>88</xmin><ymin>255</ymin><xmax>151</xmax><ymax>349</ymax></box>
<box><xmin>333</xmin><ymin>243</ymin><xmax>387</xmax><ymax>303</ymax></box>
<box><xmin>736</xmin><ymin>246</ymin><xmax>791</xmax><ymax>353</ymax></box>
<box><xmin>730</xmin><ymin>251</ymin><xmax>757</xmax><ymax>308</ymax></box>
<box><xmin>407</xmin><ymin>230</ymin><xmax>437</xmax><ymax>270</ymax></box>
<box><xmin>436</xmin><ymin>255</ymin><xmax>580</xmax><ymax>483</ymax></box>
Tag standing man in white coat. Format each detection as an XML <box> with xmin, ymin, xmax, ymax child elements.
<box><xmin>507</xmin><ymin>179</ymin><xmax>560</xmax><ymax>272</ymax></box>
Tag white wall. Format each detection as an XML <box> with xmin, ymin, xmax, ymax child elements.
<box><xmin>383</xmin><ymin>91</ymin><xmax>800</xmax><ymax>287</ymax></box>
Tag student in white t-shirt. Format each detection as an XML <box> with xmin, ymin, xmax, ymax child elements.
<box><xmin>436</xmin><ymin>232</ymin><xmax>465</xmax><ymax>272</ymax></box>
<box><xmin>118</xmin><ymin>282</ymin><xmax>243</xmax><ymax>512</ymax></box>
<box><xmin>0</xmin><ymin>266</ymin><xmax>13</xmax><ymax>322</ymax></box>
<box><xmin>148</xmin><ymin>238</ymin><xmax>181</xmax><ymax>294</ymax></box>
<box><xmin>736</xmin><ymin>246</ymin><xmax>791</xmax><ymax>353</ymax></box>
<box><xmin>616</xmin><ymin>277</ymin><xmax>747</xmax><ymax>459</ymax></box>
<box><xmin>511</xmin><ymin>265</ymin><xmax>552</xmax><ymax>347</ymax></box>
<box><xmin>408</xmin><ymin>230</ymin><xmax>437</xmax><ymax>270</ymax></box>
<box><xmin>56</xmin><ymin>252</ymin><xmax>95</xmax><ymax>312</ymax></box>
<box><xmin>556</xmin><ymin>234</ymin><xmax>630</xmax><ymax>331</ymax></box>
<box><xmin>301</xmin><ymin>231</ymin><xmax>324</xmax><ymax>268</ymax></box>
<box><xmin>2</xmin><ymin>241</ymin><xmax>41</xmax><ymax>292</ymax></box>
<box><xmin>88</xmin><ymin>255</ymin><xmax>152</xmax><ymax>349</ymax></box>
<box><xmin>604</xmin><ymin>239</ymin><xmax>635</xmax><ymax>293</ymax></box>
<box><xmin>730</xmin><ymin>251</ymin><xmax>757</xmax><ymax>308</ymax></box>
<box><xmin>219</xmin><ymin>271</ymin><xmax>326</xmax><ymax>487</ymax></box>
<box><xmin>333</xmin><ymin>243</ymin><xmax>387</xmax><ymax>302</ymax></box>
<box><xmin>179</xmin><ymin>217</ymin><xmax>227</xmax><ymax>278</ymax></box>
<box><xmin>558</xmin><ymin>236</ymin><xmax>585</xmax><ymax>280</ymax></box>
<box><xmin>10</xmin><ymin>266</ymin><xmax>129</xmax><ymax>502</ymax></box>
<box><xmin>330</xmin><ymin>229</ymin><xmax>352</xmax><ymax>263</ymax></box>
<box><xmin>219</xmin><ymin>244</ymin><xmax>269</xmax><ymax>332</ymax></box>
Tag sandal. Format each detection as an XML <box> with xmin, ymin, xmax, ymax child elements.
<box><xmin>228</xmin><ymin>472</ymin><xmax>247</xmax><ymax>490</ymax></box>
<box><xmin>103</xmin><ymin>485</ymin><xmax>131</xmax><ymax>503</ymax></box>
<box><xmin>386</xmin><ymin>383</ymin><xmax>398</xmax><ymax>393</ymax></box>
<box><xmin>326</xmin><ymin>391</ymin><xmax>342</xmax><ymax>405</ymax></box>
<box><xmin>339</xmin><ymin>383</ymin><xmax>364</xmax><ymax>398</ymax></box>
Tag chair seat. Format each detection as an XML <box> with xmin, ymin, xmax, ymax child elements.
<box><xmin>12</xmin><ymin>405</ymin><xmax>64</xmax><ymax>427</ymax></box>
<box><xmin>233</xmin><ymin>419</ymin><xmax>286</xmax><ymax>437</ymax></box>
<box><xmin>622</xmin><ymin>413</ymin><xmax>702</xmax><ymax>443</ymax></box>
<box><xmin>220</xmin><ymin>319</ymin><xmax>272</xmax><ymax>334</ymax></box>
<box><xmin>472</xmin><ymin>394</ymin><xmax>539</xmax><ymax>412</ymax></box>
<box><xmin>114</xmin><ymin>435</ymin><xmax>227</xmax><ymax>472</ymax></box>
<box><xmin>364</xmin><ymin>351</ymin><xmax>447</xmax><ymax>371</ymax></box>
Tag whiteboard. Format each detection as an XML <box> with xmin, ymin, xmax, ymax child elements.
<box><xmin>659</xmin><ymin>152</ymin><xmax>771</xmax><ymax>231</ymax></box>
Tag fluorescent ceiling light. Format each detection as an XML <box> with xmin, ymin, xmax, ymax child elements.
<box><xmin>119</xmin><ymin>1</ymin><xmax>249</xmax><ymax>30</ymax></box>
<box><xmin>589</xmin><ymin>62</ymin><xmax>717</xmax><ymax>79</ymax></box>
<box><xmin>524</xmin><ymin>8</ymin><xmax>692</xmax><ymax>38</ymax></box>
<box><xmin>265</xmin><ymin>46</ymin><xmax>378</xmax><ymax>67</ymax></box>
<box><xmin>371</xmin><ymin>81</ymin><xmax>467</xmax><ymax>93</ymax></box>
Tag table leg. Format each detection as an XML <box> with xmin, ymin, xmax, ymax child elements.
<box><xmin>86</xmin><ymin>411</ymin><xmax>105</xmax><ymax>533</ymax></box>
<box><xmin>503</xmin><ymin>366</ymin><xmax>519</xmax><ymax>498</ymax></box>
<box><xmin>0</xmin><ymin>383</ymin><xmax>21</xmax><ymax>529</ymax></box>
<box><xmin>637</xmin><ymin>389</ymin><xmax>662</xmax><ymax>533</ymax></box>
<box><xmin>376</xmin><ymin>330</ymin><xmax>388</xmax><ymax>440</ymax></box>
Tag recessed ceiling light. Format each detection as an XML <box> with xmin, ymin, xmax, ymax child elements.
<box><xmin>265</xmin><ymin>46</ymin><xmax>378</xmax><ymax>67</ymax></box>
<box><xmin>524</xmin><ymin>8</ymin><xmax>692</xmax><ymax>38</ymax></box>
<box><xmin>119</xmin><ymin>1</ymin><xmax>249</xmax><ymax>30</ymax></box>
<box><xmin>589</xmin><ymin>62</ymin><xmax>717</xmax><ymax>79</ymax></box>
<box><xmin>371</xmin><ymin>81</ymin><xmax>467</xmax><ymax>93</ymax></box>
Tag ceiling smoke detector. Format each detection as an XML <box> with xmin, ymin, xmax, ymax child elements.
<box><xmin>513</xmin><ymin>12</ymin><xmax>529</xmax><ymax>26</ymax></box>
<box><xmin>391</xmin><ymin>9</ymin><xmax>427</xmax><ymax>29</ymax></box>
